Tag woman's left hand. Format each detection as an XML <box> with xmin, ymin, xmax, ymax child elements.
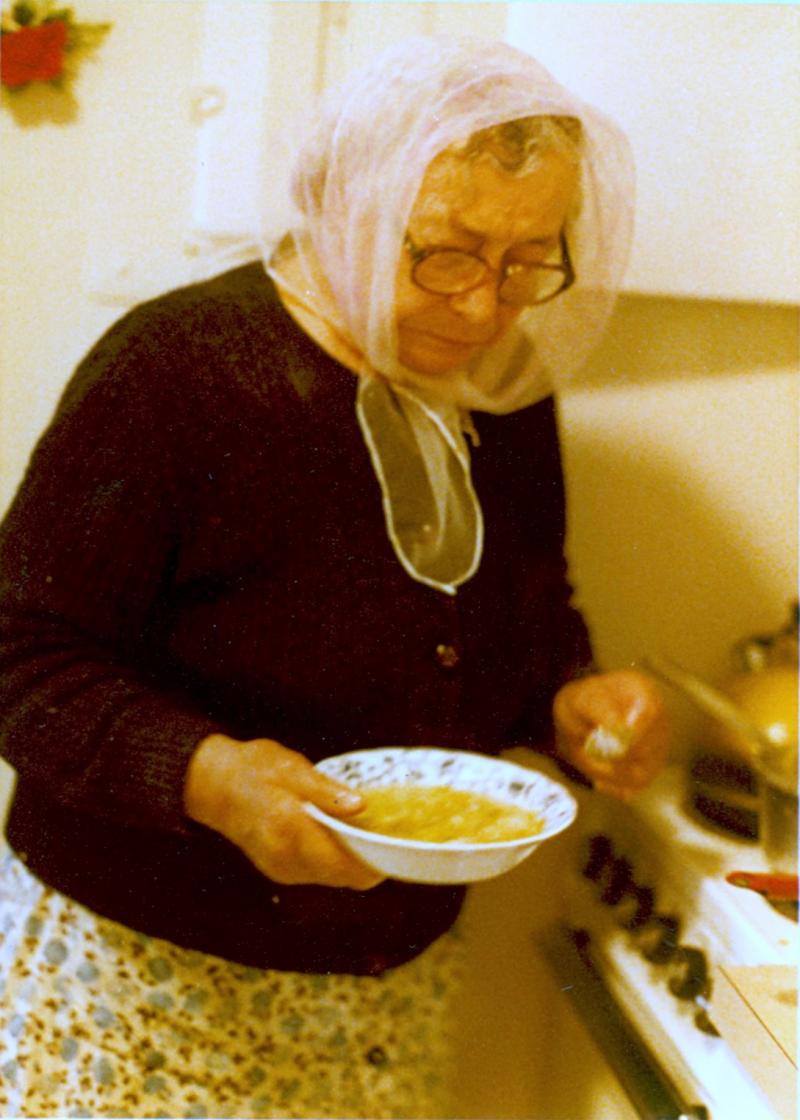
<box><xmin>553</xmin><ymin>669</ymin><xmax>669</xmax><ymax>799</ymax></box>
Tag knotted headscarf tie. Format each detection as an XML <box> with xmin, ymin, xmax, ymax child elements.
<box><xmin>266</xmin><ymin>36</ymin><xmax>635</xmax><ymax>594</ymax></box>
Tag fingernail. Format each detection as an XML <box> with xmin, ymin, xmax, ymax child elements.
<box><xmin>335</xmin><ymin>790</ymin><xmax>362</xmax><ymax>810</ymax></box>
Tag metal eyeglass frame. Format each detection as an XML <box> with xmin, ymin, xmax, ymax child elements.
<box><xmin>403</xmin><ymin>230</ymin><xmax>575</xmax><ymax>307</ymax></box>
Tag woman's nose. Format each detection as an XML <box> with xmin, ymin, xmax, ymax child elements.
<box><xmin>448</xmin><ymin>277</ymin><xmax>500</xmax><ymax>323</ymax></box>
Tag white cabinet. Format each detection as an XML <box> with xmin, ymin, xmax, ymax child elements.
<box><xmin>190</xmin><ymin>1</ymin><xmax>506</xmax><ymax>244</ymax></box>
<box><xmin>315</xmin><ymin>2</ymin><xmax>507</xmax><ymax>94</ymax></box>
<box><xmin>506</xmin><ymin>3</ymin><xmax>800</xmax><ymax>303</ymax></box>
<box><xmin>88</xmin><ymin>2</ymin><xmax>507</xmax><ymax>304</ymax></box>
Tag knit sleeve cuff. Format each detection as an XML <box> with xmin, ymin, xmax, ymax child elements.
<box><xmin>84</xmin><ymin>693</ymin><xmax>226</xmax><ymax>836</ymax></box>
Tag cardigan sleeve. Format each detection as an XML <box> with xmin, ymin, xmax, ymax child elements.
<box><xmin>508</xmin><ymin>572</ymin><xmax>595</xmax><ymax>751</ymax></box>
<box><xmin>0</xmin><ymin>302</ymin><xmax>224</xmax><ymax>836</ymax></box>
<box><xmin>492</xmin><ymin>397</ymin><xmax>595</xmax><ymax>751</ymax></box>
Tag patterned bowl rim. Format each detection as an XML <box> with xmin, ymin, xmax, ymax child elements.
<box><xmin>305</xmin><ymin>747</ymin><xmax>578</xmax><ymax>852</ymax></box>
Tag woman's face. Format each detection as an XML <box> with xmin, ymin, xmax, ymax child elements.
<box><xmin>395</xmin><ymin>148</ymin><xmax>578</xmax><ymax>377</ymax></box>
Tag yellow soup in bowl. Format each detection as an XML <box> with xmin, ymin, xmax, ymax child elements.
<box><xmin>350</xmin><ymin>785</ymin><xmax>544</xmax><ymax>844</ymax></box>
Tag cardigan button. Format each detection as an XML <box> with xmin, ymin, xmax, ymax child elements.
<box><xmin>435</xmin><ymin>643</ymin><xmax>460</xmax><ymax>670</ymax></box>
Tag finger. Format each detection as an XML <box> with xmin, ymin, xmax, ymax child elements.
<box><xmin>246</xmin><ymin>793</ymin><xmax>383</xmax><ymax>889</ymax></box>
<box><xmin>553</xmin><ymin>690</ymin><xmax>596</xmax><ymax>741</ymax></box>
<box><xmin>595</xmin><ymin>766</ymin><xmax>653</xmax><ymax>798</ymax></box>
<box><xmin>296</xmin><ymin>770</ymin><xmax>365</xmax><ymax>817</ymax></box>
<box><xmin>555</xmin><ymin>681</ymin><xmax>627</xmax><ymax>738</ymax></box>
<box><xmin>296</xmin><ymin>828</ymin><xmax>384</xmax><ymax>890</ymax></box>
<box><xmin>561</xmin><ymin>684</ymin><xmax>665</xmax><ymax>760</ymax></box>
<box><xmin>556</xmin><ymin>707</ymin><xmax>596</xmax><ymax>743</ymax></box>
<box><xmin>254</xmin><ymin>746</ymin><xmax>364</xmax><ymax>816</ymax></box>
<box><xmin>267</xmin><ymin>822</ymin><xmax>383</xmax><ymax>890</ymax></box>
<box><xmin>594</xmin><ymin>747</ymin><xmax>666</xmax><ymax>796</ymax></box>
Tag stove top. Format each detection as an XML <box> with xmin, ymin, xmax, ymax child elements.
<box><xmin>575</xmin><ymin>765</ymin><xmax>798</xmax><ymax>967</ymax></box>
<box><xmin>560</xmin><ymin>765</ymin><xmax>797</xmax><ymax>1119</ymax></box>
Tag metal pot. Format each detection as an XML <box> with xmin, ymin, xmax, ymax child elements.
<box><xmin>759</xmin><ymin>767</ymin><xmax>798</xmax><ymax>874</ymax></box>
<box><xmin>644</xmin><ymin>606</ymin><xmax>798</xmax><ymax>868</ymax></box>
<box><xmin>729</xmin><ymin>608</ymin><xmax>798</xmax><ymax>874</ymax></box>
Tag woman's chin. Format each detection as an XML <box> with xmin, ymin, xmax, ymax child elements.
<box><xmin>397</xmin><ymin>335</ymin><xmax>475</xmax><ymax>378</ymax></box>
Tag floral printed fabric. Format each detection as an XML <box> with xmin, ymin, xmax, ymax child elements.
<box><xmin>0</xmin><ymin>854</ymin><xmax>462</xmax><ymax>1119</ymax></box>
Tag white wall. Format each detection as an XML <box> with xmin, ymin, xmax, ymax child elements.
<box><xmin>1</xmin><ymin>0</ymin><xmax>207</xmax><ymax>514</ymax></box>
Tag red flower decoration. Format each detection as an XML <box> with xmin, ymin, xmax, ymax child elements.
<box><xmin>1</xmin><ymin>18</ymin><xmax>67</xmax><ymax>88</ymax></box>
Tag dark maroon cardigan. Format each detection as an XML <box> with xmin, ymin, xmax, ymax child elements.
<box><xmin>0</xmin><ymin>263</ymin><xmax>591</xmax><ymax>974</ymax></box>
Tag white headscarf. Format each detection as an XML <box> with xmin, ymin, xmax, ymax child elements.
<box><xmin>267</xmin><ymin>36</ymin><xmax>634</xmax><ymax>594</ymax></box>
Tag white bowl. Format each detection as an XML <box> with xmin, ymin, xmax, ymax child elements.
<box><xmin>304</xmin><ymin>747</ymin><xmax>578</xmax><ymax>884</ymax></box>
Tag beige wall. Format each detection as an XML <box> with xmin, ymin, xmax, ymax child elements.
<box><xmin>561</xmin><ymin>297</ymin><xmax>798</xmax><ymax>744</ymax></box>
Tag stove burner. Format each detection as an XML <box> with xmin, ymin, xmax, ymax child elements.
<box><xmin>689</xmin><ymin>751</ymin><xmax>759</xmax><ymax>840</ymax></box>
<box><xmin>578</xmin><ymin>832</ymin><xmax>719</xmax><ymax>1035</ymax></box>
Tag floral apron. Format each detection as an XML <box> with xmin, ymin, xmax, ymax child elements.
<box><xmin>0</xmin><ymin>853</ymin><xmax>462</xmax><ymax>1119</ymax></box>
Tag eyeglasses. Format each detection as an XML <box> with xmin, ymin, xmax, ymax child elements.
<box><xmin>404</xmin><ymin>230</ymin><xmax>575</xmax><ymax>307</ymax></box>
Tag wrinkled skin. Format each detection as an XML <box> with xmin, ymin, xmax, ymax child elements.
<box><xmin>395</xmin><ymin>149</ymin><xmax>577</xmax><ymax>376</ymax></box>
<box><xmin>185</xmin><ymin>735</ymin><xmax>385</xmax><ymax>890</ymax></box>
<box><xmin>553</xmin><ymin>669</ymin><xmax>669</xmax><ymax>799</ymax></box>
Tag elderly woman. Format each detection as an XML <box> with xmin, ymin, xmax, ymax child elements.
<box><xmin>0</xmin><ymin>35</ymin><xmax>666</xmax><ymax>1120</ymax></box>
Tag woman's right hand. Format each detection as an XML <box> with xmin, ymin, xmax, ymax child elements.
<box><xmin>184</xmin><ymin>734</ymin><xmax>384</xmax><ymax>890</ymax></box>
